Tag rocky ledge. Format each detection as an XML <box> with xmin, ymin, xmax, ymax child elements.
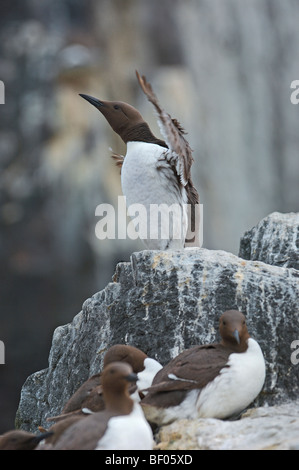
<box><xmin>16</xmin><ymin>212</ymin><xmax>299</xmax><ymax>449</ymax></box>
<box><xmin>156</xmin><ymin>401</ymin><xmax>299</xmax><ymax>450</ymax></box>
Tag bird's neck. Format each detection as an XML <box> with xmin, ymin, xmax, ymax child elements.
<box><xmin>221</xmin><ymin>338</ymin><xmax>249</xmax><ymax>353</ymax></box>
<box><xmin>121</xmin><ymin>122</ymin><xmax>168</xmax><ymax>148</ymax></box>
<box><xmin>104</xmin><ymin>390</ymin><xmax>134</xmax><ymax>415</ymax></box>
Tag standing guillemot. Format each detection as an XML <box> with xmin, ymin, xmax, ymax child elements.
<box><xmin>79</xmin><ymin>71</ymin><xmax>199</xmax><ymax>249</ymax></box>
<box><xmin>141</xmin><ymin>310</ymin><xmax>266</xmax><ymax>425</ymax></box>
<box><xmin>46</xmin><ymin>344</ymin><xmax>162</xmax><ymax>422</ymax></box>
<box><xmin>52</xmin><ymin>362</ymin><xmax>153</xmax><ymax>450</ymax></box>
<box><xmin>0</xmin><ymin>430</ymin><xmax>53</xmax><ymax>450</ymax></box>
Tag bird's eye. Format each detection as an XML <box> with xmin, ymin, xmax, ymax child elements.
<box><xmin>222</xmin><ymin>321</ymin><xmax>226</xmax><ymax>326</ymax></box>
<box><xmin>114</xmin><ymin>105</ymin><xmax>120</xmax><ymax>110</ymax></box>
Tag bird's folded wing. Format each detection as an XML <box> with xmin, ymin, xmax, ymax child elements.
<box><xmin>142</xmin><ymin>345</ymin><xmax>231</xmax><ymax>394</ymax></box>
<box><xmin>136</xmin><ymin>71</ymin><xmax>193</xmax><ymax>187</ymax></box>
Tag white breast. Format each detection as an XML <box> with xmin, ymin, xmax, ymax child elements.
<box><xmin>95</xmin><ymin>403</ymin><xmax>154</xmax><ymax>450</ymax></box>
<box><xmin>196</xmin><ymin>338</ymin><xmax>266</xmax><ymax>419</ymax></box>
<box><xmin>121</xmin><ymin>141</ymin><xmax>188</xmax><ymax>250</ymax></box>
<box><xmin>137</xmin><ymin>358</ymin><xmax>163</xmax><ymax>395</ymax></box>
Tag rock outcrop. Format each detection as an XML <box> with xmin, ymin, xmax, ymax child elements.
<box><xmin>16</xmin><ymin>212</ymin><xmax>299</xmax><ymax>445</ymax></box>
<box><xmin>239</xmin><ymin>212</ymin><xmax>299</xmax><ymax>270</ymax></box>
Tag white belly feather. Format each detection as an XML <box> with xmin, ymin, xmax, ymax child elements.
<box><xmin>121</xmin><ymin>142</ymin><xmax>188</xmax><ymax>250</ymax></box>
<box><xmin>95</xmin><ymin>403</ymin><xmax>153</xmax><ymax>450</ymax></box>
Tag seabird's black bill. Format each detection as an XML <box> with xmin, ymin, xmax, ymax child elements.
<box><xmin>79</xmin><ymin>94</ymin><xmax>104</xmax><ymax>108</ymax></box>
<box><xmin>233</xmin><ymin>329</ymin><xmax>240</xmax><ymax>344</ymax></box>
<box><xmin>33</xmin><ymin>431</ymin><xmax>54</xmax><ymax>444</ymax></box>
<box><xmin>125</xmin><ymin>373</ymin><xmax>138</xmax><ymax>383</ymax></box>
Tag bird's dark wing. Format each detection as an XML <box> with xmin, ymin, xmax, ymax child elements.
<box><xmin>61</xmin><ymin>373</ymin><xmax>102</xmax><ymax>414</ymax></box>
<box><xmin>52</xmin><ymin>411</ymin><xmax>114</xmax><ymax>450</ymax></box>
<box><xmin>136</xmin><ymin>71</ymin><xmax>200</xmax><ymax>247</ymax></box>
<box><xmin>142</xmin><ymin>344</ymin><xmax>232</xmax><ymax>395</ymax></box>
<box><xmin>136</xmin><ymin>71</ymin><xmax>194</xmax><ymax>187</ymax></box>
<box><xmin>0</xmin><ymin>430</ymin><xmax>53</xmax><ymax>450</ymax></box>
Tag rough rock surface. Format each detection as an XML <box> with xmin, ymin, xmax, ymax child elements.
<box><xmin>239</xmin><ymin>212</ymin><xmax>299</xmax><ymax>269</ymax></box>
<box><xmin>156</xmin><ymin>401</ymin><xmax>299</xmax><ymax>450</ymax></box>
<box><xmin>16</xmin><ymin>244</ymin><xmax>299</xmax><ymax>435</ymax></box>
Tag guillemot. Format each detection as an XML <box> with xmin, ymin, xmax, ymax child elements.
<box><xmin>0</xmin><ymin>430</ymin><xmax>53</xmax><ymax>450</ymax></box>
<box><xmin>80</xmin><ymin>71</ymin><xmax>199</xmax><ymax>249</ymax></box>
<box><xmin>102</xmin><ymin>344</ymin><xmax>162</xmax><ymax>399</ymax></box>
<box><xmin>52</xmin><ymin>362</ymin><xmax>153</xmax><ymax>450</ymax></box>
<box><xmin>46</xmin><ymin>344</ymin><xmax>162</xmax><ymax>422</ymax></box>
<box><xmin>141</xmin><ymin>310</ymin><xmax>266</xmax><ymax>425</ymax></box>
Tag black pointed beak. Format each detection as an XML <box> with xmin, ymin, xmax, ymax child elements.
<box><xmin>79</xmin><ymin>94</ymin><xmax>104</xmax><ymax>109</ymax></box>
<box><xmin>233</xmin><ymin>329</ymin><xmax>240</xmax><ymax>344</ymax></box>
<box><xmin>33</xmin><ymin>431</ymin><xmax>54</xmax><ymax>445</ymax></box>
<box><xmin>125</xmin><ymin>372</ymin><xmax>138</xmax><ymax>383</ymax></box>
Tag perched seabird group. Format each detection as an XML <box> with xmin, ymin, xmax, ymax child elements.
<box><xmin>44</xmin><ymin>344</ymin><xmax>162</xmax><ymax>423</ymax></box>
<box><xmin>52</xmin><ymin>362</ymin><xmax>154</xmax><ymax>450</ymax></box>
<box><xmin>1</xmin><ymin>312</ymin><xmax>265</xmax><ymax>450</ymax></box>
<box><xmin>1</xmin><ymin>72</ymin><xmax>267</xmax><ymax>450</ymax></box>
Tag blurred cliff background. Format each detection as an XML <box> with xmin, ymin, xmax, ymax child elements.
<box><xmin>0</xmin><ymin>0</ymin><xmax>298</xmax><ymax>433</ymax></box>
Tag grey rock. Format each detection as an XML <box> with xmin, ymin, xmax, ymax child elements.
<box><xmin>239</xmin><ymin>212</ymin><xmax>299</xmax><ymax>269</ymax></box>
<box><xmin>16</xmin><ymin>247</ymin><xmax>299</xmax><ymax>433</ymax></box>
<box><xmin>157</xmin><ymin>401</ymin><xmax>299</xmax><ymax>450</ymax></box>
